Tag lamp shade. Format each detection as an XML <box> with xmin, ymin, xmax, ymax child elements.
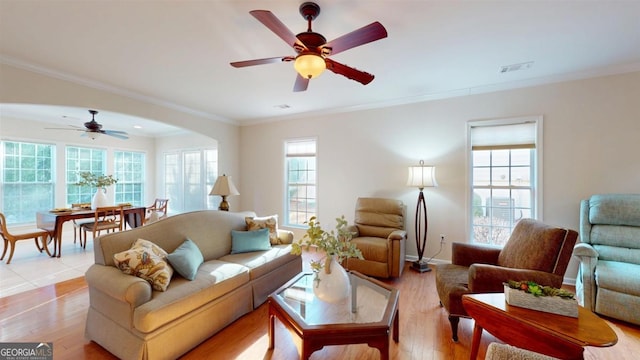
<box><xmin>209</xmin><ymin>174</ymin><xmax>240</xmax><ymax>196</ymax></box>
<box><xmin>407</xmin><ymin>162</ymin><xmax>438</xmax><ymax>189</ymax></box>
<box><xmin>294</xmin><ymin>53</ymin><xmax>326</xmax><ymax>79</ymax></box>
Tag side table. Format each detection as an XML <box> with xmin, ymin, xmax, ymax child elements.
<box><xmin>462</xmin><ymin>293</ymin><xmax>617</xmax><ymax>360</ymax></box>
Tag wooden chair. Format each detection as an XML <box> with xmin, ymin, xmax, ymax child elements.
<box><xmin>0</xmin><ymin>212</ymin><xmax>51</xmax><ymax>264</ymax></box>
<box><xmin>146</xmin><ymin>198</ymin><xmax>169</xmax><ymax>223</ymax></box>
<box><xmin>80</xmin><ymin>206</ymin><xmax>124</xmax><ymax>249</ymax></box>
<box><xmin>71</xmin><ymin>202</ymin><xmax>92</xmax><ymax>244</ymax></box>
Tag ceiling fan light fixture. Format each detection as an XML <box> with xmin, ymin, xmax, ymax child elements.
<box><xmin>294</xmin><ymin>53</ymin><xmax>326</xmax><ymax>79</ymax></box>
<box><xmin>87</xmin><ymin>132</ymin><xmax>100</xmax><ymax>140</ymax></box>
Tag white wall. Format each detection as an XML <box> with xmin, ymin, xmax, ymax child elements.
<box><xmin>0</xmin><ymin>63</ymin><xmax>240</xmax><ymax>208</ymax></box>
<box><xmin>239</xmin><ymin>71</ymin><xmax>640</xmax><ymax>281</ymax></box>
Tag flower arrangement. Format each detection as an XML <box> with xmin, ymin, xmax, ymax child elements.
<box><xmin>505</xmin><ymin>280</ymin><xmax>575</xmax><ymax>299</ymax></box>
<box><xmin>75</xmin><ymin>171</ymin><xmax>118</xmax><ymax>189</ymax></box>
<box><xmin>290</xmin><ymin>216</ymin><xmax>364</xmax><ymax>274</ymax></box>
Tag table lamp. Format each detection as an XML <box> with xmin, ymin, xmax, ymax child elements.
<box><xmin>209</xmin><ymin>174</ymin><xmax>240</xmax><ymax>211</ymax></box>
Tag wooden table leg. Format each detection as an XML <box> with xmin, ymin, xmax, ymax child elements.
<box><xmin>268</xmin><ymin>312</ymin><xmax>275</xmax><ymax>350</ymax></box>
<box><xmin>54</xmin><ymin>223</ymin><xmax>63</xmax><ymax>257</ymax></box>
<box><xmin>393</xmin><ymin>308</ymin><xmax>400</xmax><ymax>342</ymax></box>
<box><xmin>368</xmin><ymin>339</ymin><xmax>390</xmax><ymax>360</ymax></box>
<box><xmin>469</xmin><ymin>323</ymin><xmax>483</xmax><ymax>360</ymax></box>
<box><xmin>39</xmin><ymin>233</ymin><xmax>53</xmax><ymax>257</ymax></box>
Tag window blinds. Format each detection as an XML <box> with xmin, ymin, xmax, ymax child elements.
<box><xmin>470</xmin><ymin>122</ymin><xmax>536</xmax><ymax>150</ymax></box>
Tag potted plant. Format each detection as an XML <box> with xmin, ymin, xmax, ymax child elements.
<box><xmin>76</xmin><ymin>171</ymin><xmax>118</xmax><ymax>209</ymax></box>
<box><xmin>504</xmin><ymin>280</ymin><xmax>578</xmax><ymax>317</ymax></box>
<box><xmin>291</xmin><ymin>216</ymin><xmax>363</xmax><ymax>302</ymax></box>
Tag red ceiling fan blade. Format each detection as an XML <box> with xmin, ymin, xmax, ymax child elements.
<box><xmin>230</xmin><ymin>56</ymin><xmax>292</xmax><ymax>67</ymax></box>
<box><xmin>293</xmin><ymin>74</ymin><xmax>309</xmax><ymax>92</ymax></box>
<box><xmin>250</xmin><ymin>10</ymin><xmax>304</xmax><ymax>49</ymax></box>
<box><xmin>325</xmin><ymin>58</ymin><xmax>374</xmax><ymax>85</ymax></box>
<box><xmin>324</xmin><ymin>21</ymin><xmax>387</xmax><ymax>56</ymax></box>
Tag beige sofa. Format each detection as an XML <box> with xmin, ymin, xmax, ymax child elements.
<box><xmin>84</xmin><ymin>210</ymin><xmax>302</xmax><ymax>360</ymax></box>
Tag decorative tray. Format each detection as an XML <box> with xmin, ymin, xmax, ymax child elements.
<box><xmin>50</xmin><ymin>208</ymin><xmax>73</xmax><ymax>213</ymax></box>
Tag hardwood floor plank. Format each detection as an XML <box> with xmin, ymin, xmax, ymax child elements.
<box><xmin>1</xmin><ymin>260</ymin><xmax>638</xmax><ymax>359</ymax></box>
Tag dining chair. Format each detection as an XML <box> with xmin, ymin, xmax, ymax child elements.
<box><xmin>80</xmin><ymin>206</ymin><xmax>124</xmax><ymax>249</ymax></box>
<box><xmin>146</xmin><ymin>198</ymin><xmax>169</xmax><ymax>223</ymax></box>
<box><xmin>71</xmin><ymin>202</ymin><xmax>92</xmax><ymax>244</ymax></box>
<box><xmin>0</xmin><ymin>212</ymin><xmax>51</xmax><ymax>264</ymax></box>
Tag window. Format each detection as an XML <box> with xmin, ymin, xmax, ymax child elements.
<box><xmin>164</xmin><ymin>153</ymin><xmax>179</xmax><ymax>211</ymax></box>
<box><xmin>285</xmin><ymin>139</ymin><xmax>317</xmax><ymax>227</ymax></box>
<box><xmin>1</xmin><ymin>141</ymin><xmax>55</xmax><ymax>225</ymax></box>
<box><xmin>66</xmin><ymin>146</ymin><xmax>107</xmax><ymax>206</ymax></box>
<box><xmin>468</xmin><ymin>117</ymin><xmax>542</xmax><ymax>246</ymax></box>
<box><xmin>204</xmin><ymin>149</ymin><xmax>219</xmax><ymax>210</ymax></box>
<box><xmin>163</xmin><ymin>149</ymin><xmax>217</xmax><ymax>213</ymax></box>
<box><xmin>114</xmin><ymin>151</ymin><xmax>145</xmax><ymax>206</ymax></box>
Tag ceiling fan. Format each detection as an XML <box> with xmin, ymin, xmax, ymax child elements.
<box><xmin>46</xmin><ymin>110</ymin><xmax>129</xmax><ymax>140</ymax></box>
<box><xmin>230</xmin><ymin>2</ymin><xmax>388</xmax><ymax>92</ymax></box>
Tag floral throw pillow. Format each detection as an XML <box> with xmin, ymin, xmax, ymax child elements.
<box><xmin>113</xmin><ymin>238</ymin><xmax>173</xmax><ymax>291</ymax></box>
<box><xmin>245</xmin><ymin>215</ymin><xmax>280</xmax><ymax>244</ymax></box>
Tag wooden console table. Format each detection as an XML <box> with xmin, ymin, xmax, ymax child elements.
<box><xmin>462</xmin><ymin>293</ymin><xmax>618</xmax><ymax>360</ymax></box>
<box><xmin>36</xmin><ymin>206</ymin><xmax>146</xmax><ymax>257</ymax></box>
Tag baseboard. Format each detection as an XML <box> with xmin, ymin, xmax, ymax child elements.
<box><xmin>404</xmin><ymin>256</ymin><xmax>577</xmax><ymax>287</ymax></box>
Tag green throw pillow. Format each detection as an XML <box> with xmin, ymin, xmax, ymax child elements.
<box><xmin>166</xmin><ymin>238</ymin><xmax>204</xmax><ymax>280</ymax></box>
<box><xmin>231</xmin><ymin>228</ymin><xmax>272</xmax><ymax>254</ymax></box>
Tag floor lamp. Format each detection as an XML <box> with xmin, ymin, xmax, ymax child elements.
<box><xmin>407</xmin><ymin>161</ymin><xmax>437</xmax><ymax>272</ymax></box>
<box><xmin>209</xmin><ymin>174</ymin><xmax>240</xmax><ymax>211</ymax></box>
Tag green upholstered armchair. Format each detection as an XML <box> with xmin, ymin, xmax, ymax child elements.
<box><xmin>574</xmin><ymin>194</ymin><xmax>640</xmax><ymax>325</ymax></box>
<box><xmin>435</xmin><ymin>219</ymin><xmax>578</xmax><ymax>341</ymax></box>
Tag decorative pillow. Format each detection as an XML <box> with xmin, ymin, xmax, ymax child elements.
<box><xmin>113</xmin><ymin>238</ymin><xmax>173</xmax><ymax>291</ymax></box>
<box><xmin>231</xmin><ymin>228</ymin><xmax>272</xmax><ymax>254</ymax></box>
<box><xmin>166</xmin><ymin>238</ymin><xmax>204</xmax><ymax>280</ymax></box>
<box><xmin>246</xmin><ymin>215</ymin><xmax>280</xmax><ymax>244</ymax></box>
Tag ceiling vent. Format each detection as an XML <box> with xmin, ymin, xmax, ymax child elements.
<box><xmin>500</xmin><ymin>61</ymin><xmax>534</xmax><ymax>73</ymax></box>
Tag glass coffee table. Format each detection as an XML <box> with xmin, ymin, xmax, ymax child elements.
<box><xmin>268</xmin><ymin>271</ymin><xmax>399</xmax><ymax>360</ymax></box>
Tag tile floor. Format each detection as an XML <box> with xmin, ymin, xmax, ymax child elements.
<box><xmin>0</xmin><ymin>226</ymin><xmax>95</xmax><ymax>298</ymax></box>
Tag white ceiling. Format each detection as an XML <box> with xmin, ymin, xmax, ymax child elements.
<box><xmin>1</xmin><ymin>1</ymin><xmax>640</xmax><ymax>135</ymax></box>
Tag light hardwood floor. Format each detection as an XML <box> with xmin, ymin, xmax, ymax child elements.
<box><xmin>1</xmin><ymin>255</ymin><xmax>639</xmax><ymax>359</ymax></box>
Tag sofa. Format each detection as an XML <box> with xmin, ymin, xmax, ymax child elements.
<box><xmin>574</xmin><ymin>193</ymin><xmax>640</xmax><ymax>325</ymax></box>
<box><xmin>84</xmin><ymin>210</ymin><xmax>302</xmax><ymax>360</ymax></box>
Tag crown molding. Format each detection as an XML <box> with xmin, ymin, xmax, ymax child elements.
<box><xmin>0</xmin><ymin>55</ymin><xmax>236</xmax><ymax>125</ymax></box>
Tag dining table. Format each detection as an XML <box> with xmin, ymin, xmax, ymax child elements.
<box><xmin>36</xmin><ymin>206</ymin><xmax>146</xmax><ymax>257</ymax></box>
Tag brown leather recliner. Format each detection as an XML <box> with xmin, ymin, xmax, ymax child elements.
<box><xmin>343</xmin><ymin>197</ymin><xmax>406</xmax><ymax>278</ymax></box>
<box><xmin>435</xmin><ymin>219</ymin><xmax>578</xmax><ymax>342</ymax></box>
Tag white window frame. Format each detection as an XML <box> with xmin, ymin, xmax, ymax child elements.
<box><xmin>65</xmin><ymin>146</ymin><xmax>107</xmax><ymax>206</ymax></box>
<box><xmin>467</xmin><ymin>116</ymin><xmax>543</xmax><ymax>245</ymax></box>
<box><xmin>284</xmin><ymin>138</ymin><xmax>317</xmax><ymax>228</ymax></box>
<box><xmin>163</xmin><ymin>148</ymin><xmax>217</xmax><ymax>213</ymax></box>
<box><xmin>0</xmin><ymin>140</ymin><xmax>56</xmax><ymax>225</ymax></box>
<box><xmin>114</xmin><ymin>150</ymin><xmax>146</xmax><ymax>206</ymax></box>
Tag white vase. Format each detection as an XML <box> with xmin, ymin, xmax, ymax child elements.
<box><xmin>91</xmin><ymin>188</ymin><xmax>109</xmax><ymax>209</ymax></box>
<box><xmin>313</xmin><ymin>256</ymin><xmax>350</xmax><ymax>303</ymax></box>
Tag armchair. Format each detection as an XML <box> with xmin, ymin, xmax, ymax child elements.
<box><xmin>574</xmin><ymin>194</ymin><xmax>640</xmax><ymax>325</ymax></box>
<box><xmin>146</xmin><ymin>198</ymin><xmax>169</xmax><ymax>223</ymax></box>
<box><xmin>343</xmin><ymin>197</ymin><xmax>406</xmax><ymax>278</ymax></box>
<box><xmin>435</xmin><ymin>219</ymin><xmax>578</xmax><ymax>341</ymax></box>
